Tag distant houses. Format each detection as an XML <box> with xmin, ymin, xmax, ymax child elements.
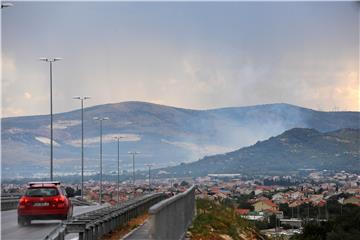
<box><xmin>344</xmin><ymin>196</ymin><xmax>360</xmax><ymax>206</ymax></box>
<box><xmin>252</xmin><ymin>199</ymin><xmax>278</xmax><ymax>212</ymax></box>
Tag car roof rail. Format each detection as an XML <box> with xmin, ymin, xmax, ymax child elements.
<box><xmin>28</xmin><ymin>181</ymin><xmax>61</xmax><ymax>186</ymax></box>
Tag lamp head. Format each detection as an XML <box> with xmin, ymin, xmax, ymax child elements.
<box><xmin>39</xmin><ymin>57</ymin><xmax>62</xmax><ymax>62</ymax></box>
<box><xmin>1</xmin><ymin>3</ymin><xmax>14</xmax><ymax>8</ymax></box>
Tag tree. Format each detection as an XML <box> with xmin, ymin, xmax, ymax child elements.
<box><xmin>291</xmin><ymin>205</ymin><xmax>360</xmax><ymax>240</ymax></box>
<box><xmin>268</xmin><ymin>214</ymin><xmax>277</xmax><ymax>229</ymax></box>
<box><xmin>75</xmin><ymin>189</ymin><xmax>81</xmax><ymax>196</ymax></box>
<box><xmin>180</xmin><ymin>180</ymin><xmax>189</xmax><ymax>187</ymax></box>
<box><xmin>65</xmin><ymin>186</ymin><xmax>75</xmax><ymax>197</ymax></box>
<box><xmin>236</xmin><ymin>194</ymin><xmax>254</xmax><ymax>210</ymax></box>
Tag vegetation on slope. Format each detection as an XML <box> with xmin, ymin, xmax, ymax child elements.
<box><xmin>167</xmin><ymin>128</ymin><xmax>360</xmax><ymax>176</ymax></box>
<box><xmin>189</xmin><ymin>198</ymin><xmax>266</xmax><ymax>240</ymax></box>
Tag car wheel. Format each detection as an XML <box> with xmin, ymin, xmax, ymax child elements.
<box><xmin>66</xmin><ymin>207</ymin><xmax>73</xmax><ymax>221</ymax></box>
<box><xmin>17</xmin><ymin>216</ymin><xmax>25</xmax><ymax>226</ymax></box>
<box><xmin>18</xmin><ymin>216</ymin><xmax>30</xmax><ymax>226</ymax></box>
<box><xmin>25</xmin><ymin>218</ymin><xmax>31</xmax><ymax>225</ymax></box>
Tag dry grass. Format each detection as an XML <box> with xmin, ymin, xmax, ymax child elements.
<box><xmin>101</xmin><ymin>213</ymin><xmax>149</xmax><ymax>240</ymax></box>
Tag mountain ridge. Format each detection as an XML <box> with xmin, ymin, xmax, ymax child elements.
<box><xmin>3</xmin><ymin>101</ymin><xmax>359</xmax><ymax>120</ymax></box>
<box><xmin>2</xmin><ymin>101</ymin><xmax>359</xmax><ymax>179</ymax></box>
<box><xmin>163</xmin><ymin>128</ymin><xmax>360</xmax><ymax>176</ymax></box>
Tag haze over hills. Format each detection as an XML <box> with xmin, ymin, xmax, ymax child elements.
<box><xmin>163</xmin><ymin>128</ymin><xmax>360</xmax><ymax>177</ymax></box>
<box><xmin>1</xmin><ymin>101</ymin><xmax>359</xmax><ymax>179</ymax></box>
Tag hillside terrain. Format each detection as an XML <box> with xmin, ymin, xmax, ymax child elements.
<box><xmin>2</xmin><ymin>101</ymin><xmax>359</xmax><ymax>178</ymax></box>
<box><xmin>163</xmin><ymin>128</ymin><xmax>360</xmax><ymax>176</ymax></box>
<box><xmin>190</xmin><ymin>198</ymin><xmax>266</xmax><ymax>240</ymax></box>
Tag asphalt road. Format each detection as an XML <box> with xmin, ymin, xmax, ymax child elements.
<box><xmin>1</xmin><ymin>205</ymin><xmax>104</xmax><ymax>240</ymax></box>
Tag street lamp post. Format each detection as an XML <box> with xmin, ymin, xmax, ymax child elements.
<box><xmin>73</xmin><ymin>96</ymin><xmax>90</xmax><ymax>199</ymax></box>
<box><xmin>94</xmin><ymin>117</ymin><xmax>109</xmax><ymax>204</ymax></box>
<box><xmin>40</xmin><ymin>57</ymin><xmax>62</xmax><ymax>181</ymax></box>
<box><xmin>145</xmin><ymin>164</ymin><xmax>153</xmax><ymax>192</ymax></box>
<box><xmin>128</xmin><ymin>151</ymin><xmax>140</xmax><ymax>197</ymax></box>
<box><xmin>114</xmin><ymin>136</ymin><xmax>125</xmax><ymax>203</ymax></box>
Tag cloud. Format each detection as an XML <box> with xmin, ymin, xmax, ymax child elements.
<box><xmin>2</xmin><ymin>55</ymin><xmax>17</xmax><ymax>88</ymax></box>
<box><xmin>24</xmin><ymin>92</ymin><xmax>32</xmax><ymax>99</ymax></box>
<box><xmin>2</xmin><ymin>107</ymin><xmax>25</xmax><ymax>117</ymax></box>
<box><xmin>1</xmin><ymin>2</ymin><xmax>359</xmax><ymax>117</ymax></box>
<box><xmin>161</xmin><ymin>139</ymin><xmax>235</xmax><ymax>162</ymax></box>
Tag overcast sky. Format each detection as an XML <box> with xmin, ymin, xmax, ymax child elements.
<box><xmin>2</xmin><ymin>1</ymin><xmax>359</xmax><ymax>117</ymax></box>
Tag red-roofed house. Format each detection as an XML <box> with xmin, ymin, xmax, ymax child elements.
<box><xmin>235</xmin><ymin>208</ymin><xmax>250</xmax><ymax>216</ymax></box>
<box><xmin>344</xmin><ymin>196</ymin><xmax>360</xmax><ymax>206</ymax></box>
<box><xmin>314</xmin><ymin>199</ymin><xmax>327</xmax><ymax>207</ymax></box>
<box><xmin>210</xmin><ymin>187</ymin><xmax>220</xmax><ymax>194</ymax></box>
<box><xmin>252</xmin><ymin>200</ymin><xmax>278</xmax><ymax>212</ymax></box>
<box><xmin>289</xmin><ymin>200</ymin><xmax>303</xmax><ymax>208</ymax></box>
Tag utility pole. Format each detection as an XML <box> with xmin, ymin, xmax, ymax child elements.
<box><xmin>128</xmin><ymin>151</ymin><xmax>140</xmax><ymax>197</ymax></box>
<box><xmin>170</xmin><ymin>179</ymin><xmax>174</xmax><ymax>188</ymax></box>
<box><xmin>340</xmin><ymin>203</ymin><xmax>343</xmax><ymax>216</ymax></box>
<box><xmin>307</xmin><ymin>203</ymin><xmax>310</xmax><ymax>220</ymax></box>
<box><xmin>325</xmin><ymin>202</ymin><xmax>329</xmax><ymax>220</ymax></box>
<box><xmin>145</xmin><ymin>164</ymin><xmax>153</xmax><ymax>192</ymax></box>
<box><xmin>40</xmin><ymin>57</ymin><xmax>62</xmax><ymax>181</ymax></box>
<box><xmin>94</xmin><ymin>117</ymin><xmax>109</xmax><ymax>204</ymax></box>
<box><xmin>73</xmin><ymin>96</ymin><xmax>90</xmax><ymax>199</ymax></box>
<box><xmin>114</xmin><ymin>136</ymin><xmax>124</xmax><ymax>203</ymax></box>
<box><xmin>297</xmin><ymin>205</ymin><xmax>300</xmax><ymax>219</ymax></box>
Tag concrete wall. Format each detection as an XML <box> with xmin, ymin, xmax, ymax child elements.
<box><xmin>149</xmin><ymin>186</ymin><xmax>195</xmax><ymax>240</ymax></box>
<box><xmin>45</xmin><ymin>193</ymin><xmax>166</xmax><ymax>240</ymax></box>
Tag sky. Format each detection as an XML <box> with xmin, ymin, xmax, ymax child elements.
<box><xmin>1</xmin><ymin>1</ymin><xmax>359</xmax><ymax>117</ymax></box>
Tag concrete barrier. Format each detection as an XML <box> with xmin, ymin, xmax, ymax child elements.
<box><xmin>149</xmin><ymin>186</ymin><xmax>195</xmax><ymax>240</ymax></box>
<box><xmin>44</xmin><ymin>193</ymin><xmax>166</xmax><ymax>240</ymax></box>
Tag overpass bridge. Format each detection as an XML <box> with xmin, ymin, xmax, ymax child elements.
<box><xmin>1</xmin><ymin>205</ymin><xmax>104</xmax><ymax>240</ymax></box>
<box><xmin>1</xmin><ymin>187</ymin><xmax>196</xmax><ymax>240</ymax></box>
<box><xmin>124</xmin><ymin>186</ymin><xmax>195</xmax><ymax>240</ymax></box>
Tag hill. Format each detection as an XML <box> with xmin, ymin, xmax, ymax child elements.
<box><xmin>163</xmin><ymin>128</ymin><xmax>360</xmax><ymax>176</ymax></box>
<box><xmin>1</xmin><ymin>101</ymin><xmax>359</xmax><ymax>178</ymax></box>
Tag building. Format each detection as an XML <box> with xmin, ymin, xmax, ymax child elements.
<box><xmin>252</xmin><ymin>200</ymin><xmax>278</xmax><ymax>212</ymax></box>
<box><xmin>344</xmin><ymin>196</ymin><xmax>360</xmax><ymax>206</ymax></box>
<box><xmin>235</xmin><ymin>208</ymin><xmax>250</xmax><ymax>216</ymax></box>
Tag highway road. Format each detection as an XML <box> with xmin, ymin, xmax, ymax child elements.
<box><xmin>1</xmin><ymin>205</ymin><xmax>104</xmax><ymax>240</ymax></box>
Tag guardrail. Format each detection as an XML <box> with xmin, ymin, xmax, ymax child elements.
<box><xmin>1</xmin><ymin>193</ymin><xmax>23</xmax><ymax>198</ymax></box>
<box><xmin>70</xmin><ymin>197</ymin><xmax>94</xmax><ymax>206</ymax></box>
<box><xmin>44</xmin><ymin>193</ymin><xmax>166</xmax><ymax>240</ymax></box>
<box><xmin>1</xmin><ymin>198</ymin><xmax>19</xmax><ymax>211</ymax></box>
<box><xmin>148</xmin><ymin>186</ymin><xmax>195</xmax><ymax>240</ymax></box>
<box><xmin>1</xmin><ymin>194</ymin><xmax>22</xmax><ymax>211</ymax></box>
<box><xmin>43</xmin><ymin>223</ymin><xmax>66</xmax><ymax>240</ymax></box>
<box><xmin>0</xmin><ymin>196</ymin><xmax>93</xmax><ymax>211</ymax></box>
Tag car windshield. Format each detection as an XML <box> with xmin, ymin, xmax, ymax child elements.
<box><xmin>25</xmin><ymin>187</ymin><xmax>59</xmax><ymax>197</ymax></box>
